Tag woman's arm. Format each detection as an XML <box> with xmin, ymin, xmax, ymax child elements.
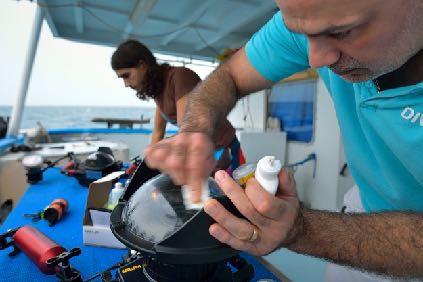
<box><xmin>150</xmin><ymin>107</ymin><xmax>167</xmax><ymax>145</ymax></box>
<box><xmin>176</xmin><ymin>95</ymin><xmax>188</xmax><ymax>127</ymax></box>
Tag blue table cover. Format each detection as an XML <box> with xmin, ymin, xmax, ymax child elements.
<box><xmin>0</xmin><ymin>168</ymin><xmax>282</xmax><ymax>281</ymax></box>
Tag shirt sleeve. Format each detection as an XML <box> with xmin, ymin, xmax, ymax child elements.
<box><xmin>245</xmin><ymin>12</ymin><xmax>310</xmax><ymax>82</ymax></box>
<box><xmin>173</xmin><ymin>67</ymin><xmax>201</xmax><ymax>101</ymax></box>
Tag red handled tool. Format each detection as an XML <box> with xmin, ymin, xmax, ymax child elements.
<box><xmin>125</xmin><ymin>156</ymin><xmax>142</xmax><ymax>177</ymax></box>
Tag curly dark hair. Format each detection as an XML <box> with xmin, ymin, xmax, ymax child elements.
<box><xmin>111</xmin><ymin>40</ymin><xmax>169</xmax><ymax>100</ymax></box>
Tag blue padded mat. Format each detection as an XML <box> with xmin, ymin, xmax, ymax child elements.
<box><xmin>0</xmin><ymin>168</ymin><xmax>282</xmax><ymax>281</ymax></box>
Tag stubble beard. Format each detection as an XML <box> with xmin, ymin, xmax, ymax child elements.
<box><xmin>332</xmin><ymin>17</ymin><xmax>421</xmax><ymax>83</ymax></box>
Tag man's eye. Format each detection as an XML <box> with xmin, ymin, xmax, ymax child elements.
<box><xmin>329</xmin><ymin>30</ymin><xmax>351</xmax><ymax>39</ymax></box>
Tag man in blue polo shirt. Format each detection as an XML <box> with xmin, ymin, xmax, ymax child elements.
<box><xmin>145</xmin><ymin>0</ymin><xmax>422</xmax><ymax>280</ymax></box>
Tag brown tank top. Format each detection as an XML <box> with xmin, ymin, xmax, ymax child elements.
<box><xmin>155</xmin><ymin>67</ymin><xmax>235</xmax><ymax>148</ymax></box>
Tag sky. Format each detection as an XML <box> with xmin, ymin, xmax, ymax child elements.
<box><xmin>0</xmin><ymin>1</ymin><xmax>216</xmax><ymax>107</ymax></box>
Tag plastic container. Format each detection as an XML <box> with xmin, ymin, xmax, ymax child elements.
<box><xmin>106</xmin><ymin>182</ymin><xmax>125</xmax><ymax>210</ymax></box>
<box><xmin>232</xmin><ymin>163</ymin><xmax>256</xmax><ymax>188</ymax></box>
<box><xmin>232</xmin><ymin>156</ymin><xmax>281</xmax><ymax>195</ymax></box>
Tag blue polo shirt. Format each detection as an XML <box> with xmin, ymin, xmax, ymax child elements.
<box><xmin>246</xmin><ymin>12</ymin><xmax>423</xmax><ymax>212</ymax></box>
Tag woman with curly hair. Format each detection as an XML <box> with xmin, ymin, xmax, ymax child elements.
<box><xmin>111</xmin><ymin>40</ymin><xmax>244</xmax><ymax>173</ymax></box>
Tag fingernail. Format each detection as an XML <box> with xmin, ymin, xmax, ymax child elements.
<box><xmin>214</xmin><ymin>170</ymin><xmax>227</xmax><ymax>183</ymax></box>
<box><xmin>191</xmin><ymin>186</ymin><xmax>201</xmax><ymax>203</ymax></box>
<box><xmin>204</xmin><ymin>200</ymin><xmax>217</xmax><ymax>215</ymax></box>
<box><xmin>209</xmin><ymin>224</ymin><xmax>218</xmax><ymax>236</ymax></box>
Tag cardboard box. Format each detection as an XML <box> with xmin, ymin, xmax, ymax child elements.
<box><xmin>82</xmin><ymin>172</ymin><xmax>126</xmax><ymax>249</ymax></box>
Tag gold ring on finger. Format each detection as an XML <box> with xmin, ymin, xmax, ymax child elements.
<box><xmin>248</xmin><ymin>226</ymin><xmax>259</xmax><ymax>242</ymax></box>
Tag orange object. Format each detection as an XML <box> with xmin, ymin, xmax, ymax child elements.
<box><xmin>43</xmin><ymin>198</ymin><xmax>68</xmax><ymax>226</ymax></box>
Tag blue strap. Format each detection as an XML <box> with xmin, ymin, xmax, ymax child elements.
<box><xmin>160</xmin><ymin>111</ymin><xmax>177</xmax><ymax>126</ymax></box>
<box><xmin>214</xmin><ymin>148</ymin><xmax>224</xmax><ymax>161</ymax></box>
<box><xmin>228</xmin><ymin>137</ymin><xmax>241</xmax><ymax>170</ymax></box>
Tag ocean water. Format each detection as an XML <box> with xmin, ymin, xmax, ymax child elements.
<box><xmin>0</xmin><ymin>106</ymin><xmax>156</xmax><ymax>130</ymax></box>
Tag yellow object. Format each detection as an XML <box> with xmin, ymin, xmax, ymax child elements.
<box><xmin>121</xmin><ymin>264</ymin><xmax>142</xmax><ymax>274</ymax></box>
<box><xmin>236</xmin><ymin>171</ymin><xmax>255</xmax><ymax>187</ymax></box>
<box><xmin>281</xmin><ymin>68</ymin><xmax>318</xmax><ymax>83</ymax></box>
<box><xmin>216</xmin><ymin>48</ymin><xmax>240</xmax><ymax>62</ymax></box>
<box><xmin>232</xmin><ymin>163</ymin><xmax>256</xmax><ymax>188</ymax></box>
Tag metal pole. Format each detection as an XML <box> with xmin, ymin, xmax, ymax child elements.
<box><xmin>7</xmin><ymin>5</ymin><xmax>44</xmax><ymax>137</ymax></box>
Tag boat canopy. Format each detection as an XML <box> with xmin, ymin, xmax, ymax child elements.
<box><xmin>39</xmin><ymin>0</ymin><xmax>277</xmax><ymax>61</ymax></box>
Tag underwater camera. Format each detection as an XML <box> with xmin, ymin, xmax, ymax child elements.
<box><xmin>61</xmin><ymin>147</ymin><xmax>122</xmax><ymax>186</ymax></box>
<box><xmin>108</xmin><ymin>166</ymin><xmax>255</xmax><ymax>282</ymax></box>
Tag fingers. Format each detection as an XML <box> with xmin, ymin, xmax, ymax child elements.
<box><xmin>214</xmin><ymin>168</ymin><xmax>295</xmax><ymax>221</ymax></box>
<box><xmin>245</xmin><ymin>177</ymin><xmax>288</xmax><ymax>220</ymax></box>
<box><xmin>204</xmin><ymin>199</ymin><xmax>256</xmax><ymax>241</ymax></box>
<box><xmin>214</xmin><ymin>170</ymin><xmax>270</xmax><ymax>229</ymax></box>
<box><xmin>277</xmin><ymin>168</ymin><xmax>297</xmax><ymax>197</ymax></box>
<box><xmin>144</xmin><ymin>133</ymin><xmax>215</xmax><ymax>203</ymax></box>
<box><xmin>144</xmin><ymin>139</ymin><xmax>171</xmax><ymax>169</ymax></box>
<box><xmin>185</xmin><ymin>133</ymin><xmax>215</xmax><ymax>179</ymax></box>
<box><xmin>209</xmin><ymin>223</ymin><xmax>255</xmax><ymax>254</ymax></box>
<box><xmin>184</xmin><ymin>134</ymin><xmax>215</xmax><ymax>202</ymax></box>
<box><xmin>207</xmin><ymin>169</ymin><xmax>300</xmax><ymax>256</ymax></box>
<box><xmin>163</xmin><ymin>138</ymin><xmax>187</xmax><ymax>185</ymax></box>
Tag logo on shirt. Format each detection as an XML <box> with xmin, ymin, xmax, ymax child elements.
<box><xmin>401</xmin><ymin>107</ymin><xmax>423</xmax><ymax>126</ymax></box>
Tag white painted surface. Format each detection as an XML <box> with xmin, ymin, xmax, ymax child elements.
<box><xmin>228</xmin><ymin>90</ymin><xmax>267</xmax><ymax>131</ymax></box>
<box><xmin>0</xmin><ymin>140</ymin><xmax>129</xmax><ymax>164</ymax></box>
<box><xmin>37</xmin><ymin>140</ymin><xmax>127</xmax><ymax>157</ymax></box>
<box><xmin>336</xmin><ymin>143</ymin><xmax>355</xmax><ymax>209</ymax></box>
<box><xmin>263</xmin><ymin>78</ymin><xmax>345</xmax><ymax>281</ymax></box>
<box><xmin>239</xmin><ymin>131</ymin><xmax>287</xmax><ymax>164</ymax></box>
<box><xmin>53</xmin><ymin>133</ymin><xmax>170</xmax><ymax>160</ymax></box>
<box><xmin>285</xmin><ymin>78</ymin><xmax>343</xmax><ymax>211</ymax></box>
<box><xmin>91</xmin><ymin>133</ymin><xmax>151</xmax><ymax>160</ymax></box>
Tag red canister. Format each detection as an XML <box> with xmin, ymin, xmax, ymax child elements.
<box><xmin>13</xmin><ymin>226</ymin><xmax>66</xmax><ymax>274</ymax></box>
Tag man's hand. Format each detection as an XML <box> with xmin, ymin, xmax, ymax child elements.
<box><xmin>144</xmin><ymin>132</ymin><xmax>216</xmax><ymax>203</ymax></box>
<box><xmin>204</xmin><ymin>169</ymin><xmax>301</xmax><ymax>256</ymax></box>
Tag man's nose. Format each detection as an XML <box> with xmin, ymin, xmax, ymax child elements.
<box><xmin>308</xmin><ymin>37</ymin><xmax>340</xmax><ymax>68</ymax></box>
<box><xmin>124</xmin><ymin>80</ymin><xmax>130</xmax><ymax>88</ymax></box>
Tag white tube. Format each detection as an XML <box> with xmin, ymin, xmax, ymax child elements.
<box><xmin>255</xmin><ymin>156</ymin><xmax>282</xmax><ymax>195</ymax></box>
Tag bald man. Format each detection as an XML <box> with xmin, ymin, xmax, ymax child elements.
<box><xmin>145</xmin><ymin>1</ymin><xmax>423</xmax><ymax>280</ymax></box>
